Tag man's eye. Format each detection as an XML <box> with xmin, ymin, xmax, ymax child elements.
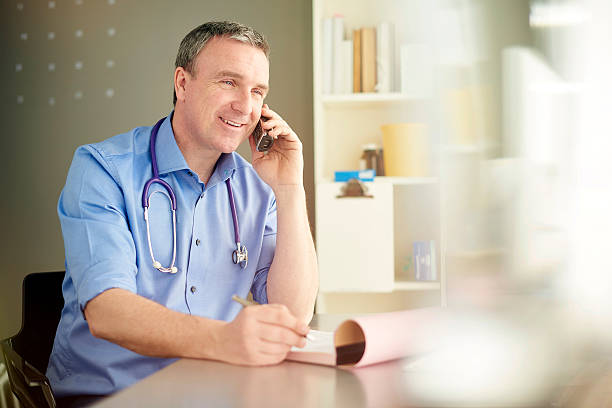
<box><xmin>223</xmin><ymin>80</ymin><xmax>234</xmax><ymax>86</ymax></box>
<box><xmin>253</xmin><ymin>89</ymin><xmax>263</xmax><ymax>96</ymax></box>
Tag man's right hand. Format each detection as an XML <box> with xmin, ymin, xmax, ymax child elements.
<box><xmin>215</xmin><ymin>303</ymin><xmax>310</xmax><ymax>366</ymax></box>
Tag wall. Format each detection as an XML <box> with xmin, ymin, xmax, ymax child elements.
<box><xmin>0</xmin><ymin>0</ymin><xmax>313</xmax><ymax>339</ymax></box>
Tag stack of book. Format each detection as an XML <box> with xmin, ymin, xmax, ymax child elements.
<box><xmin>322</xmin><ymin>16</ymin><xmax>394</xmax><ymax>94</ymax></box>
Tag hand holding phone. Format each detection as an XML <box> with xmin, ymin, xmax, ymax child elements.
<box><xmin>254</xmin><ymin>118</ymin><xmax>274</xmax><ymax>152</ymax></box>
<box><xmin>250</xmin><ymin>104</ymin><xmax>304</xmax><ymax>189</ymax></box>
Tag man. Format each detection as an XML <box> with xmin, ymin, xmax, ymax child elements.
<box><xmin>47</xmin><ymin>21</ymin><xmax>318</xmax><ymax>404</ymax></box>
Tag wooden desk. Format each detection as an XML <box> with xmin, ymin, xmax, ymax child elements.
<box><xmin>92</xmin><ymin>314</ymin><xmax>414</xmax><ymax>408</ymax></box>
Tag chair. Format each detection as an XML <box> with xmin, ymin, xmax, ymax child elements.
<box><xmin>1</xmin><ymin>271</ymin><xmax>65</xmax><ymax>408</ymax></box>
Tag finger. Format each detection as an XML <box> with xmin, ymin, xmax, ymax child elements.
<box><xmin>261</xmin><ymin>106</ymin><xmax>286</xmax><ymax>125</ymax></box>
<box><xmin>254</xmin><ymin>304</ymin><xmax>309</xmax><ymax>335</ymax></box>
<box><xmin>261</xmin><ymin>105</ymin><xmax>277</xmax><ymax>119</ymax></box>
<box><xmin>261</xmin><ymin>122</ymin><xmax>295</xmax><ymax>141</ymax></box>
<box><xmin>258</xmin><ymin>323</ymin><xmax>307</xmax><ymax>348</ymax></box>
<box><xmin>260</xmin><ymin>118</ymin><xmax>286</xmax><ymax>132</ymax></box>
<box><xmin>258</xmin><ymin>339</ymin><xmax>294</xmax><ymax>354</ymax></box>
<box><xmin>268</xmin><ymin>125</ymin><xmax>293</xmax><ymax>139</ymax></box>
<box><xmin>257</xmin><ymin>352</ymin><xmax>287</xmax><ymax>366</ymax></box>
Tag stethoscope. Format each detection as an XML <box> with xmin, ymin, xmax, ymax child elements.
<box><xmin>141</xmin><ymin>118</ymin><xmax>248</xmax><ymax>274</ymax></box>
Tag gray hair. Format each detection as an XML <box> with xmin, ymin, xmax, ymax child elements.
<box><xmin>173</xmin><ymin>21</ymin><xmax>270</xmax><ymax>105</ymax></box>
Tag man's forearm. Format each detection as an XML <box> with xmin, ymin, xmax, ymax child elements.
<box><xmin>85</xmin><ymin>288</ymin><xmax>224</xmax><ymax>359</ymax></box>
<box><xmin>267</xmin><ymin>185</ymin><xmax>319</xmax><ymax>322</ymax></box>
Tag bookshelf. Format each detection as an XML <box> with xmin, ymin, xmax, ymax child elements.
<box><xmin>322</xmin><ymin>92</ymin><xmax>423</xmax><ymax>106</ymax></box>
<box><xmin>313</xmin><ymin>0</ymin><xmax>445</xmax><ymax>314</ymax></box>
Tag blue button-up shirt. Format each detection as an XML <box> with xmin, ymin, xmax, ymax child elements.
<box><xmin>47</xmin><ymin>114</ymin><xmax>277</xmax><ymax>397</ymax></box>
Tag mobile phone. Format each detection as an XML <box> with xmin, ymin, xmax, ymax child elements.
<box><xmin>254</xmin><ymin>118</ymin><xmax>274</xmax><ymax>152</ymax></box>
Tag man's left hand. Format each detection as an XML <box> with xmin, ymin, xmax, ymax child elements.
<box><xmin>249</xmin><ymin>104</ymin><xmax>303</xmax><ymax>191</ymax></box>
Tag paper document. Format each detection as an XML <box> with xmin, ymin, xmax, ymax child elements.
<box><xmin>286</xmin><ymin>308</ymin><xmax>443</xmax><ymax>368</ymax></box>
<box><xmin>291</xmin><ymin>330</ymin><xmax>335</xmax><ymax>354</ymax></box>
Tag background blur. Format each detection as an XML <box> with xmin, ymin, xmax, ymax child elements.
<box><xmin>4</xmin><ymin>0</ymin><xmax>612</xmax><ymax>404</ymax></box>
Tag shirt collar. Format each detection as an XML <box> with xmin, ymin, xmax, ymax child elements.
<box><xmin>207</xmin><ymin>152</ymin><xmax>239</xmax><ymax>188</ymax></box>
<box><xmin>155</xmin><ymin>113</ymin><xmax>189</xmax><ymax>176</ymax></box>
<box><xmin>155</xmin><ymin>112</ymin><xmax>240</xmax><ymax>187</ymax></box>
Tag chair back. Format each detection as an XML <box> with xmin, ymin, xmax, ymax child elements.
<box><xmin>1</xmin><ymin>271</ymin><xmax>65</xmax><ymax>408</ymax></box>
<box><xmin>13</xmin><ymin>271</ymin><xmax>65</xmax><ymax>372</ymax></box>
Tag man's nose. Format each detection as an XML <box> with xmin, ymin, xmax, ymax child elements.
<box><xmin>230</xmin><ymin>89</ymin><xmax>251</xmax><ymax>115</ymax></box>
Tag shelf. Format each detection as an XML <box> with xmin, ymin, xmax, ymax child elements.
<box><xmin>321</xmin><ymin>92</ymin><xmax>426</xmax><ymax>106</ymax></box>
<box><xmin>318</xmin><ymin>177</ymin><xmax>438</xmax><ymax>185</ymax></box>
<box><xmin>528</xmin><ymin>82</ymin><xmax>585</xmax><ymax>94</ymax></box>
<box><xmin>446</xmin><ymin>248</ymin><xmax>505</xmax><ymax>259</ymax></box>
<box><xmin>441</xmin><ymin>144</ymin><xmax>498</xmax><ymax>154</ymax></box>
<box><xmin>393</xmin><ymin>280</ymin><xmax>440</xmax><ymax>291</ymax></box>
<box><xmin>319</xmin><ymin>281</ymin><xmax>441</xmax><ymax>293</ymax></box>
<box><xmin>373</xmin><ymin>176</ymin><xmax>438</xmax><ymax>185</ymax></box>
<box><xmin>313</xmin><ymin>0</ymin><xmax>445</xmax><ymax>311</ymax></box>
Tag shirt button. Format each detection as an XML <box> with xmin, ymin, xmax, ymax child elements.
<box><xmin>196</xmin><ymin>239</ymin><xmax>201</xmax><ymax>246</ymax></box>
<box><xmin>190</xmin><ymin>286</ymin><xmax>197</xmax><ymax>293</ymax></box>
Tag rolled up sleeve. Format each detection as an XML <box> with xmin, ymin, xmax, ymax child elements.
<box><xmin>250</xmin><ymin>197</ymin><xmax>276</xmax><ymax>304</ymax></box>
<box><xmin>58</xmin><ymin>145</ymin><xmax>138</xmax><ymax>312</ymax></box>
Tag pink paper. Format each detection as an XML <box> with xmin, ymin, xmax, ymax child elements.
<box><xmin>287</xmin><ymin>308</ymin><xmax>443</xmax><ymax>367</ymax></box>
<box><xmin>348</xmin><ymin>308</ymin><xmax>440</xmax><ymax>367</ymax></box>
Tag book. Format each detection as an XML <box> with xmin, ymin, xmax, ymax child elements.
<box><xmin>360</xmin><ymin>27</ymin><xmax>377</xmax><ymax>93</ymax></box>
<box><xmin>353</xmin><ymin>29</ymin><xmax>362</xmax><ymax>92</ymax></box>
<box><xmin>322</xmin><ymin>17</ymin><xmax>333</xmax><ymax>94</ymax></box>
<box><xmin>341</xmin><ymin>39</ymin><xmax>354</xmax><ymax>94</ymax></box>
<box><xmin>332</xmin><ymin>15</ymin><xmax>345</xmax><ymax>94</ymax></box>
<box><xmin>287</xmin><ymin>308</ymin><xmax>441</xmax><ymax>367</ymax></box>
<box><xmin>375</xmin><ymin>21</ymin><xmax>393</xmax><ymax>93</ymax></box>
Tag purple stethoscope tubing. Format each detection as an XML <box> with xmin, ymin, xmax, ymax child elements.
<box><xmin>142</xmin><ymin>118</ymin><xmax>248</xmax><ymax>274</ymax></box>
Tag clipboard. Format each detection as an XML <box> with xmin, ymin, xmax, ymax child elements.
<box><xmin>287</xmin><ymin>308</ymin><xmax>442</xmax><ymax>368</ymax></box>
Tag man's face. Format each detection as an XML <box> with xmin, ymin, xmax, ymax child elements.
<box><xmin>178</xmin><ymin>36</ymin><xmax>269</xmax><ymax>153</ymax></box>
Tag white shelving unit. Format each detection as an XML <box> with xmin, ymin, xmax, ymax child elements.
<box><xmin>313</xmin><ymin>0</ymin><xmax>445</xmax><ymax>314</ymax></box>
<box><xmin>322</xmin><ymin>92</ymin><xmax>423</xmax><ymax>106</ymax></box>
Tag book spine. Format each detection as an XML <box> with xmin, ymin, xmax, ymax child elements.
<box><xmin>322</xmin><ymin>17</ymin><xmax>333</xmax><ymax>95</ymax></box>
<box><xmin>332</xmin><ymin>15</ymin><xmax>345</xmax><ymax>94</ymax></box>
<box><xmin>360</xmin><ymin>27</ymin><xmax>377</xmax><ymax>93</ymax></box>
<box><xmin>375</xmin><ymin>21</ymin><xmax>393</xmax><ymax>93</ymax></box>
<box><xmin>353</xmin><ymin>29</ymin><xmax>361</xmax><ymax>93</ymax></box>
<box><xmin>342</xmin><ymin>40</ymin><xmax>354</xmax><ymax>94</ymax></box>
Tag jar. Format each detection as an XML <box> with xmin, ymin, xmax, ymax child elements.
<box><xmin>359</xmin><ymin>144</ymin><xmax>384</xmax><ymax>176</ymax></box>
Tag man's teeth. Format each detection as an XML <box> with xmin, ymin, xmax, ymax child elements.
<box><xmin>222</xmin><ymin>118</ymin><xmax>242</xmax><ymax>127</ymax></box>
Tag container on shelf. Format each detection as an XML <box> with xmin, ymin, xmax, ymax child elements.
<box><xmin>381</xmin><ymin>123</ymin><xmax>430</xmax><ymax>177</ymax></box>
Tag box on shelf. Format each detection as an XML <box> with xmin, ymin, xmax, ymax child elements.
<box><xmin>414</xmin><ymin>240</ymin><xmax>437</xmax><ymax>281</ymax></box>
<box><xmin>334</xmin><ymin>169</ymin><xmax>376</xmax><ymax>182</ymax></box>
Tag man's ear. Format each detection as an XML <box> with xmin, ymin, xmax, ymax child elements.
<box><xmin>174</xmin><ymin>67</ymin><xmax>188</xmax><ymax>103</ymax></box>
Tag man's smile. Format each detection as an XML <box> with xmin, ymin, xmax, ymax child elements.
<box><xmin>219</xmin><ymin>117</ymin><xmax>245</xmax><ymax>128</ymax></box>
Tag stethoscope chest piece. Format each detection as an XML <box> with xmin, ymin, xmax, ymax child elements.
<box><xmin>233</xmin><ymin>243</ymin><xmax>248</xmax><ymax>269</ymax></box>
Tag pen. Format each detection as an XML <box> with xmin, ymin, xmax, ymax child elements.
<box><xmin>231</xmin><ymin>294</ymin><xmax>259</xmax><ymax>307</ymax></box>
<box><xmin>231</xmin><ymin>294</ymin><xmax>314</xmax><ymax>341</ymax></box>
